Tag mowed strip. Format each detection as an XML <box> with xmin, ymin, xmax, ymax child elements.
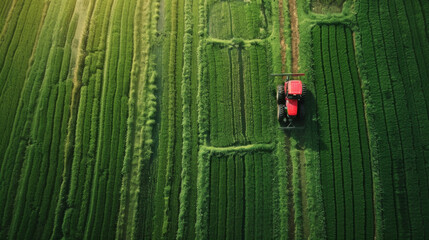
<box><xmin>312</xmin><ymin>24</ymin><xmax>374</xmax><ymax>240</ymax></box>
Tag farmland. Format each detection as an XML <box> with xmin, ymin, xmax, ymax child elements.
<box><xmin>312</xmin><ymin>25</ymin><xmax>373</xmax><ymax>239</ymax></box>
<box><xmin>0</xmin><ymin>0</ymin><xmax>428</xmax><ymax>239</ymax></box>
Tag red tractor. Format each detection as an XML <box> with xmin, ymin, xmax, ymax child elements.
<box><xmin>274</xmin><ymin>73</ymin><xmax>306</xmax><ymax>129</ymax></box>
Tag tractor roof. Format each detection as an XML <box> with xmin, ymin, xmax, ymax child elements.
<box><xmin>286</xmin><ymin>80</ymin><xmax>302</xmax><ymax>95</ymax></box>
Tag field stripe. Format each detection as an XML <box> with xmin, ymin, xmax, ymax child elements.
<box><xmin>314</xmin><ymin>24</ymin><xmax>376</xmax><ymax>240</ymax></box>
<box><xmin>327</xmin><ymin>26</ymin><xmax>345</xmax><ymax>239</ymax></box>
<box><xmin>417</xmin><ymin>0</ymin><xmax>429</xmax><ymax>41</ymax></box>
<box><xmin>343</xmin><ymin>28</ymin><xmax>370</xmax><ymax>240</ymax></box>
<box><xmin>195</xmin><ymin>147</ymin><xmax>210</xmax><ymax>239</ymax></box>
<box><xmin>359</xmin><ymin>1</ymin><xmax>398</xmax><ymax>237</ymax></box>
<box><xmin>208</xmin><ymin>156</ymin><xmax>219</xmax><ymax>239</ymax></box>
<box><xmin>379</xmin><ymin>0</ymin><xmax>425</xmax><ymax>238</ymax></box>
<box><xmin>374</xmin><ymin>1</ymin><xmax>413</xmax><ymax>239</ymax></box>
<box><xmin>9</xmin><ymin>4</ymin><xmax>68</xmax><ymax>234</ymax></box>
<box><xmin>83</xmin><ymin>0</ymin><xmax>119</xmax><ymax>238</ymax></box>
<box><xmin>256</xmin><ymin>46</ymin><xmax>271</xmax><ymax>142</ymax></box>
<box><xmin>226</xmin><ymin>155</ymin><xmax>235</xmax><ymax>240</ymax></box>
<box><xmin>357</xmin><ymin>1</ymin><xmax>429</xmax><ymax>237</ymax></box>
<box><xmin>384</xmin><ymin>0</ymin><xmax>429</xmax><ymax>237</ymax></box>
<box><xmin>403</xmin><ymin>0</ymin><xmax>429</xmax><ymax>100</ymax></box>
<box><xmin>0</xmin><ymin>0</ymin><xmax>16</xmax><ymax>33</ymax></box>
<box><xmin>407</xmin><ymin>0</ymin><xmax>429</xmax><ymax>234</ymax></box>
<box><xmin>326</xmin><ymin>25</ymin><xmax>345</xmax><ymax>239</ymax></box>
<box><xmin>0</xmin><ymin>0</ymin><xmax>31</xmax><ymax>79</ymax></box>
<box><xmin>263</xmin><ymin>153</ymin><xmax>274</xmax><ymax>238</ymax></box>
<box><xmin>115</xmin><ymin>0</ymin><xmax>149</xmax><ymax>237</ymax></box>
<box><xmin>244</xmin><ymin>154</ymin><xmax>255</xmax><ymax>239</ymax></box>
<box><xmin>177</xmin><ymin>0</ymin><xmax>197</xmax><ymax>238</ymax></box>
<box><xmin>187</xmin><ymin>0</ymin><xmax>200</xmax><ymax>235</ymax></box>
<box><xmin>217</xmin><ymin>156</ymin><xmax>227</xmax><ymax>239</ymax></box>
<box><xmin>400</xmin><ymin>0</ymin><xmax>429</xmax><ymax>193</ymax></box>
<box><xmin>329</xmin><ymin>25</ymin><xmax>350</xmax><ymax>240</ymax></box>
<box><xmin>314</xmin><ymin>25</ymin><xmax>336</xmax><ymax>240</ymax></box>
<box><xmin>254</xmin><ymin>152</ymin><xmax>263</xmax><ymax>239</ymax></box>
<box><xmin>249</xmin><ymin>47</ymin><xmax>262</xmax><ymax>142</ymax></box>
<box><xmin>207</xmin><ymin>44</ymin><xmax>219</xmax><ymax>145</ymax></box>
<box><xmin>234</xmin><ymin>155</ymin><xmax>244</xmax><ymax>239</ymax></box>
<box><xmin>231</xmin><ymin>48</ymin><xmax>245</xmax><ymax>144</ymax></box>
<box><xmin>0</xmin><ymin>1</ymin><xmax>76</xmax><ymax>238</ymax></box>
<box><xmin>242</xmin><ymin>48</ymin><xmax>254</xmax><ymax>140</ymax></box>
<box><xmin>333</xmin><ymin>26</ymin><xmax>354</xmax><ymax>239</ymax></box>
<box><xmin>170</xmin><ymin>0</ymin><xmax>186</xmax><ymax>236</ymax></box>
<box><xmin>337</xmin><ymin>26</ymin><xmax>361</xmax><ymax>240</ymax></box>
<box><xmin>0</xmin><ymin>0</ymin><xmax>45</xmax><ymax>179</ymax></box>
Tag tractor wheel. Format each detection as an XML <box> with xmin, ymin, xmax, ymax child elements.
<box><xmin>276</xmin><ymin>85</ymin><xmax>286</xmax><ymax>104</ymax></box>
<box><xmin>301</xmin><ymin>83</ymin><xmax>307</xmax><ymax>100</ymax></box>
<box><xmin>277</xmin><ymin>104</ymin><xmax>286</xmax><ymax>122</ymax></box>
<box><xmin>299</xmin><ymin>101</ymin><xmax>305</xmax><ymax>120</ymax></box>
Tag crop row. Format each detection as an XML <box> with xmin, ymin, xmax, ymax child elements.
<box><xmin>357</xmin><ymin>0</ymin><xmax>429</xmax><ymax>238</ymax></box>
<box><xmin>312</xmin><ymin>24</ymin><xmax>374</xmax><ymax>240</ymax></box>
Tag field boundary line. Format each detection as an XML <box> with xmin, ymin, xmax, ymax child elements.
<box><xmin>201</xmin><ymin>143</ymin><xmax>275</xmax><ymax>155</ymax></box>
<box><xmin>205</xmin><ymin>37</ymin><xmax>265</xmax><ymax>46</ymax></box>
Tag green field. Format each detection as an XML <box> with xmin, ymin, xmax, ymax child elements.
<box><xmin>0</xmin><ymin>0</ymin><xmax>428</xmax><ymax>239</ymax></box>
<box><xmin>312</xmin><ymin>24</ymin><xmax>373</xmax><ymax>239</ymax></box>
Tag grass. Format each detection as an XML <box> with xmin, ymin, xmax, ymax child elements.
<box><xmin>1</xmin><ymin>0</ymin><xmax>429</xmax><ymax>239</ymax></box>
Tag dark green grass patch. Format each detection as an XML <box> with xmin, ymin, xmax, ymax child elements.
<box><xmin>312</xmin><ymin>24</ymin><xmax>373</xmax><ymax>240</ymax></box>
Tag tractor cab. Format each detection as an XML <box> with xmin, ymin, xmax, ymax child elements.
<box><xmin>273</xmin><ymin>73</ymin><xmax>306</xmax><ymax>130</ymax></box>
<box><xmin>285</xmin><ymin>80</ymin><xmax>304</xmax><ymax>99</ymax></box>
